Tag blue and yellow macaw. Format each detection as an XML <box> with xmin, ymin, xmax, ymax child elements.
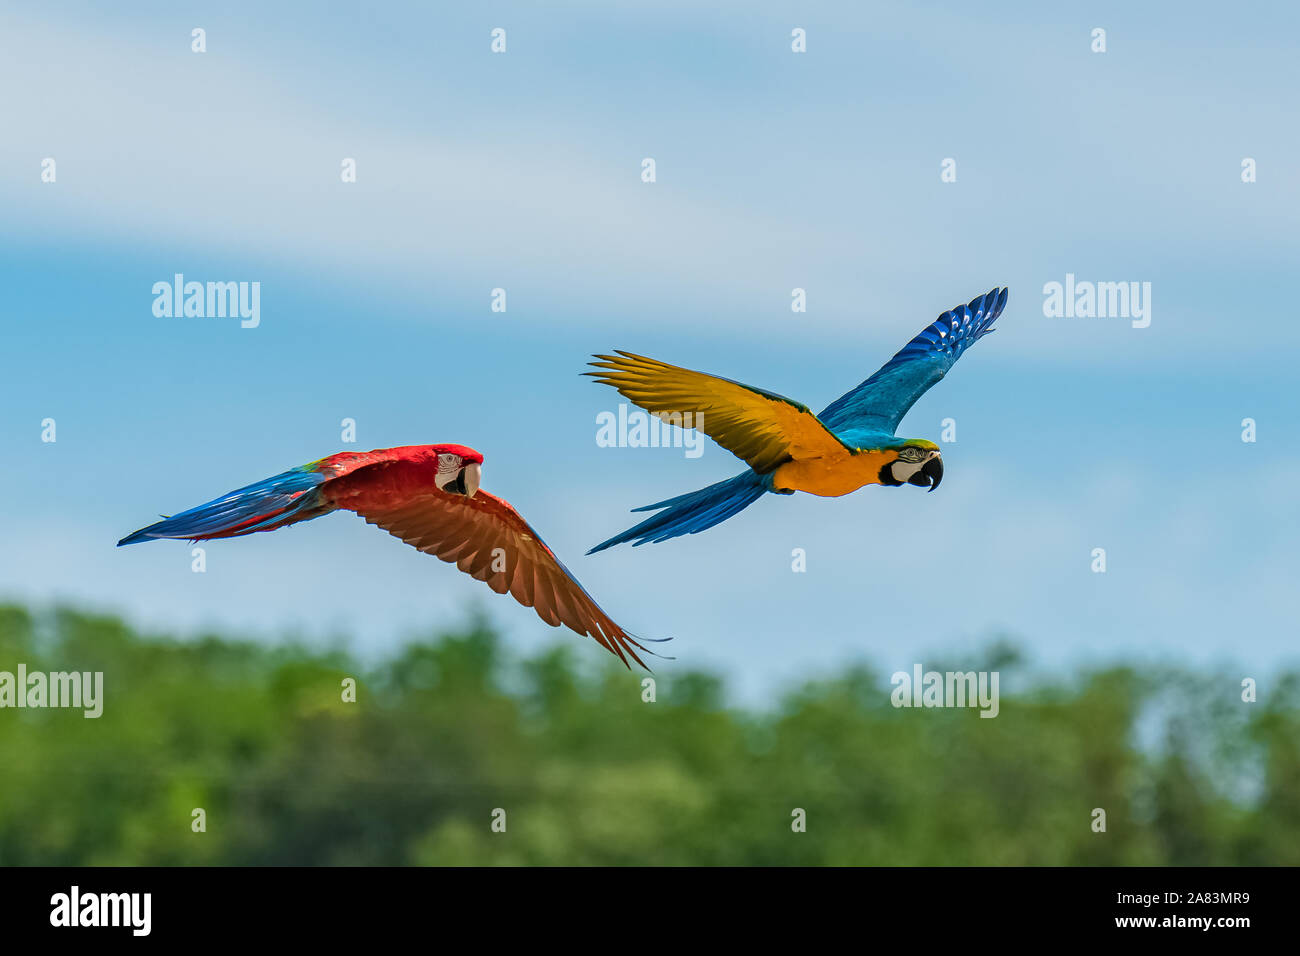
<box><xmin>586</xmin><ymin>287</ymin><xmax>1007</xmax><ymax>552</ymax></box>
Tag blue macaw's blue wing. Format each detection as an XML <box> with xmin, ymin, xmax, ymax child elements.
<box><xmin>818</xmin><ymin>288</ymin><xmax>1007</xmax><ymax>436</ymax></box>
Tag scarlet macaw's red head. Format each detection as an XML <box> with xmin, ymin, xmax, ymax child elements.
<box><xmin>431</xmin><ymin>443</ymin><xmax>483</xmax><ymax>498</ymax></box>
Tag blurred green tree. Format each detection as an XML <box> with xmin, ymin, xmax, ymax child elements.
<box><xmin>0</xmin><ymin>604</ymin><xmax>1292</xmax><ymax>866</ymax></box>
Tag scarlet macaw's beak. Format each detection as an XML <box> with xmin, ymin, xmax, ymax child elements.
<box><xmin>462</xmin><ymin>461</ymin><xmax>481</xmax><ymax>498</ymax></box>
<box><xmin>436</xmin><ymin>460</ymin><xmax>481</xmax><ymax>497</ymax></box>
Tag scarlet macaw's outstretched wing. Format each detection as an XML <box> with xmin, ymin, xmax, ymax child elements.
<box><xmin>341</xmin><ymin>480</ymin><xmax>658</xmax><ymax>669</ymax></box>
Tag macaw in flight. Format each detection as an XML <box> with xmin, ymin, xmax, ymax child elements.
<box><xmin>586</xmin><ymin>288</ymin><xmax>1007</xmax><ymax>552</ymax></box>
<box><xmin>119</xmin><ymin>445</ymin><xmax>661</xmax><ymax>669</ymax></box>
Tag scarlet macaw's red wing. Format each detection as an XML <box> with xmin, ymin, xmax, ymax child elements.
<box><xmin>345</xmin><ymin>487</ymin><xmax>655</xmax><ymax>669</ymax></box>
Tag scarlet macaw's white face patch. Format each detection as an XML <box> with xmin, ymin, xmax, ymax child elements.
<box><xmin>433</xmin><ymin>454</ymin><xmax>463</xmax><ymax>491</ymax></box>
<box><xmin>433</xmin><ymin>454</ymin><xmax>482</xmax><ymax>497</ymax></box>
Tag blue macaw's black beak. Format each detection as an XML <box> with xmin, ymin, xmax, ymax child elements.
<box><xmin>917</xmin><ymin>456</ymin><xmax>943</xmax><ymax>492</ymax></box>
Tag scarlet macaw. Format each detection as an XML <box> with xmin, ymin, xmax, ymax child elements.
<box><xmin>586</xmin><ymin>288</ymin><xmax>1007</xmax><ymax>552</ymax></box>
<box><xmin>118</xmin><ymin>445</ymin><xmax>660</xmax><ymax>668</ymax></box>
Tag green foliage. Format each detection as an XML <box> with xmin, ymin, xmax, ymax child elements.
<box><xmin>0</xmin><ymin>604</ymin><xmax>1294</xmax><ymax>865</ymax></box>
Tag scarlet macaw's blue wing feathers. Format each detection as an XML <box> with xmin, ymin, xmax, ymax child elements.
<box><xmin>819</xmin><ymin>287</ymin><xmax>1007</xmax><ymax>436</ymax></box>
<box><xmin>116</xmin><ymin>468</ymin><xmax>329</xmax><ymax>546</ymax></box>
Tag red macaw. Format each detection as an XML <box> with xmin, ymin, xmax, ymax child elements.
<box><xmin>118</xmin><ymin>444</ymin><xmax>661</xmax><ymax>668</ymax></box>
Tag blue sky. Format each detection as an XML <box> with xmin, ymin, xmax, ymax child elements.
<box><xmin>2</xmin><ymin>1</ymin><xmax>1297</xmax><ymax>699</ymax></box>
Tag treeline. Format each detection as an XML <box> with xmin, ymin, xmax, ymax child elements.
<box><xmin>0</xmin><ymin>604</ymin><xmax>1295</xmax><ymax>865</ymax></box>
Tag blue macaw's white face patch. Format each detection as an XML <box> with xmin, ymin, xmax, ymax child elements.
<box><xmin>887</xmin><ymin>448</ymin><xmax>943</xmax><ymax>489</ymax></box>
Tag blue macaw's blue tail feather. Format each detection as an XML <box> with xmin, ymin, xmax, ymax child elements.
<box><xmin>117</xmin><ymin>468</ymin><xmax>331</xmax><ymax>546</ymax></box>
<box><xmin>587</xmin><ymin>471</ymin><xmax>767</xmax><ymax>553</ymax></box>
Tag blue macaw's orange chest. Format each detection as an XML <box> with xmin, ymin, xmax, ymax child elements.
<box><xmin>772</xmin><ymin>447</ymin><xmax>894</xmax><ymax>497</ymax></box>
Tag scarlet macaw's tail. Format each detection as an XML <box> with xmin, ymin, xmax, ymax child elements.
<box><xmin>587</xmin><ymin>470</ymin><xmax>768</xmax><ymax>553</ymax></box>
<box><xmin>116</xmin><ymin>468</ymin><xmax>332</xmax><ymax>546</ymax></box>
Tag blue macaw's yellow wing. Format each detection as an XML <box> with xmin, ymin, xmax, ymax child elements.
<box><xmin>819</xmin><ymin>288</ymin><xmax>1008</xmax><ymax>436</ymax></box>
<box><xmin>586</xmin><ymin>351</ymin><xmax>853</xmax><ymax>475</ymax></box>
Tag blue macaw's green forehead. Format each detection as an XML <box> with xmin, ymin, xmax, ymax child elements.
<box><xmin>867</xmin><ymin>437</ymin><xmax>940</xmax><ymax>456</ymax></box>
<box><xmin>836</xmin><ymin>427</ymin><xmax>939</xmax><ymax>454</ymax></box>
